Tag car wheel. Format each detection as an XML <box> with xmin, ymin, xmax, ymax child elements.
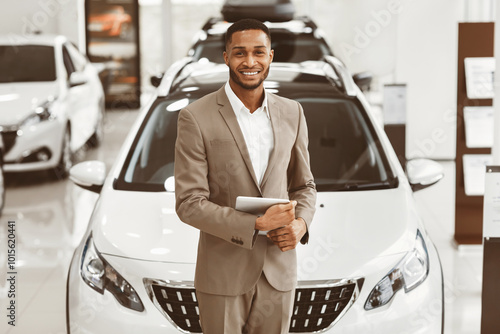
<box><xmin>87</xmin><ymin>106</ymin><xmax>104</xmax><ymax>148</ymax></box>
<box><xmin>52</xmin><ymin>127</ymin><xmax>72</xmax><ymax>179</ymax></box>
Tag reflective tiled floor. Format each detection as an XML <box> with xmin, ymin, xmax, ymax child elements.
<box><xmin>0</xmin><ymin>107</ymin><xmax>483</xmax><ymax>334</ymax></box>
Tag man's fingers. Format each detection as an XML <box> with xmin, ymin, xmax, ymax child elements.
<box><xmin>268</xmin><ymin>230</ymin><xmax>299</xmax><ymax>247</ymax></box>
<box><xmin>267</xmin><ymin>226</ymin><xmax>289</xmax><ymax>238</ymax></box>
<box><xmin>286</xmin><ymin>200</ymin><xmax>297</xmax><ymax>210</ymax></box>
<box><xmin>270</xmin><ymin>238</ymin><xmax>294</xmax><ymax>249</ymax></box>
<box><xmin>280</xmin><ymin>245</ymin><xmax>296</xmax><ymax>252</ymax></box>
<box><xmin>275</xmin><ymin>200</ymin><xmax>297</xmax><ymax>212</ymax></box>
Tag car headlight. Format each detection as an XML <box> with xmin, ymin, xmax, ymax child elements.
<box><xmin>22</xmin><ymin>98</ymin><xmax>56</xmax><ymax>127</ymax></box>
<box><xmin>364</xmin><ymin>230</ymin><xmax>429</xmax><ymax>310</ymax></box>
<box><xmin>80</xmin><ymin>234</ymin><xmax>144</xmax><ymax>312</ymax></box>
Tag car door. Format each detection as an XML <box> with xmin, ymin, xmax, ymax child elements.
<box><xmin>61</xmin><ymin>43</ymin><xmax>94</xmax><ymax>151</ymax></box>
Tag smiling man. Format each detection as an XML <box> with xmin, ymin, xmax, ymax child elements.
<box><xmin>175</xmin><ymin>18</ymin><xmax>316</xmax><ymax>334</ymax></box>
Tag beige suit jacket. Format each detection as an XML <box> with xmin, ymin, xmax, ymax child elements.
<box><xmin>175</xmin><ymin>86</ymin><xmax>316</xmax><ymax>296</ymax></box>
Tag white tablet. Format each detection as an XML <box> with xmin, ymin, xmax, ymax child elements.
<box><xmin>235</xmin><ymin>196</ymin><xmax>290</xmax><ymax>215</ymax></box>
<box><xmin>235</xmin><ymin>196</ymin><xmax>290</xmax><ymax>235</ymax></box>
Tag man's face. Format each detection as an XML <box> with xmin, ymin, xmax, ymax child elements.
<box><xmin>223</xmin><ymin>29</ymin><xmax>274</xmax><ymax>90</ymax></box>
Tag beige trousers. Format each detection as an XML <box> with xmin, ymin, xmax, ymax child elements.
<box><xmin>196</xmin><ymin>273</ymin><xmax>295</xmax><ymax>334</ymax></box>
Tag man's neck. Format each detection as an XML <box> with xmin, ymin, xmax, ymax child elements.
<box><xmin>229</xmin><ymin>80</ymin><xmax>265</xmax><ymax>113</ymax></box>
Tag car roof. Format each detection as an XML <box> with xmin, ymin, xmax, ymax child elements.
<box><xmin>189</xmin><ymin>16</ymin><xmax>332</xmax><ymax>61</ymax></box>
<box><xmin>165</xmin><ymin>61</ymin><xmax>347</xmax><ymax>100</ymax></box>
<box><xmin>201</xmin><ymin>16</ymin><xmax>319</xmax><ymax>36</ymax></box>
<box><xmin>0</xmin><ymin>34</ymin><xmax>66</xmax><ymax>46</ymax></box>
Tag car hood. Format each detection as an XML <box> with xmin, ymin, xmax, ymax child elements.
<box><xmin>93</xmin><ymin>191</ymin><xmax>200</xmax><ymax>264</ymax></box>
<box><xmin>297</xmin><ymin>186</ymin><xmax>419</xmax><ymax>279</ymax></box>
<box><xmin>0</xmin><ymin>81</ymin><xmax>59</xmax><ymax>125</ymax></box>
<box><xmin>93</xmin><ymin>185</ymin><xmax>418</xmax><ymax>273</ymax></box>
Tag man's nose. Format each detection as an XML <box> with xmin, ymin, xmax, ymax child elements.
<box><xmin>244</xmin><ymin>54</ymin><xmax>257</xmax><ymax>67</ymax></box>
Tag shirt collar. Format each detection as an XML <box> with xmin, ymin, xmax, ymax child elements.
<box><xmin>225</xmin><ymin>82</ymin><xmax>270</xmax><ymax>119</ymax></box>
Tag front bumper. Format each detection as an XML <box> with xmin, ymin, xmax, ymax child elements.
<box><xmin>2</xmin><ymin>118</ymin><xmax>65</xmax><ymax>172</ymax></box>
<box><xmin>67</xmin><ymin>238</ymin><xmax>443</xmax><ymax>334</ymax></box>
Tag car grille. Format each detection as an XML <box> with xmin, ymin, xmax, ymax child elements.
<box><xmin>1</xmin><ymin>130</ymin><xmax>17</xmax><ymax>153</ymax></box>
<box><xmin>144</xmin><ymin>278</ymin><xmax>364</xmax><ymax>333</ymax></box>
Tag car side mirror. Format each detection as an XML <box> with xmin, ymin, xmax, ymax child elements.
<box><xmin>70</xmin><ymin>161</ymin><xmax>106</xmax><ymax>193</ymax></box>
<box><xmin>150</xmin><ymin>73</ymin><xmax>164</xmax><ymax>88</ymax></box>
<box><xmin>69</xmin><ymin>72</ymin><xmax>88</xmax><ymax>87</ymax></box>
<box><xmin>352</xmin><ymin>71</ymin><xmax>373</xmax><ymax>92</ymax></box>
<box><xmin>406</xmin><ymin>158</ymin><xmax>444</xmax><ymax>192</ymax></box>
<box><xmin>164</xmin><ymin>176</ymin><xmax>175</xmax><ymax>192</ymax></box>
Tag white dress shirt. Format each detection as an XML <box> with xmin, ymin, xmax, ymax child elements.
<box><xmin>225</xmin><ymin>82</ymin><xmax>274</xmax><ymax>185</ymax></box>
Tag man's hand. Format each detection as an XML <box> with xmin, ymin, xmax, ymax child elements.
<box><xmin>255</xmin><ymin>201</ymin><xmax>297</xmax><ymax>232</ymax></box>
<box><xmin>267</xmin><ymin>218</ymin><xmax>307</xmax><ymax>252</ymax></box>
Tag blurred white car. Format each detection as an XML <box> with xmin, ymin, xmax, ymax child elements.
<box><xmin>0</xmin><ymin>34</ymin><xmax>104</xmax><ymax>177</ymax></box>
<box><xmin>67</xmin><ymin>58</ymin><xmax>444</xmax><ymax>333</ymax></box>
<box><xmin>0</xmin><ymin>137</ymin><xmax>4</xmax><ymax>215</ymax></box>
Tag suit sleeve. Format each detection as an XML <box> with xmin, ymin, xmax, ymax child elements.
<box><xmin>175</xmin><ymin>108</ymin><xmax>258</xmax><ymax>250</ymax></box>
<box><xmin>287</xmin><ymin>102</ymin><xmax>317</xmax><ymax>244</ymax></box>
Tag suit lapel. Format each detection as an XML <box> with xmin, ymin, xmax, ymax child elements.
<box><xmin>216</xmin><ymin>88</ymin><xmax>261</xmax><ymax>192</ymax></box>
<box><xmin>260</xmin><ymin>94</ymin><xmax>281</xmax><ymax>190</ymax></box>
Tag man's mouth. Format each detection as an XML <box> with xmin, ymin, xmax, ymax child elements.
<box><xmin>240</xmin><ymin>70</ymin><xmax>260</xmax><ymax>76</ymax></box>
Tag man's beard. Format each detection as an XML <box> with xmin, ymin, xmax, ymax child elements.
<box><xmin>229</xmin><ymin>66</ymin><xmax>270</xmax><ymax>90</ymax></box>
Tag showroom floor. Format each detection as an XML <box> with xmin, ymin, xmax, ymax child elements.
<box><xmin>0</xmin><ymin>106</ymin><xmax>483</xmax><ymax>334</ymax></box>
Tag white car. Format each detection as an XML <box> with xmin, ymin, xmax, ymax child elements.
<box><xmin>0</xmin><ymin>34</ymin><xmax>104</xmax><ymax>177</ymax></box>
<box><xmin>0</xmin><ymin>137</ymin><xmax>5</xmax><ymax>214</ymax></box>
<box><xmin>67</xmin><ymin>58</ymin><xmax>444</xmax><ymax>333</ymax></box>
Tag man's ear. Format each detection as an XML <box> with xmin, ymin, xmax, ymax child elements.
<box><xmin>223</xmin><ymin>51</ymin><xmax>229</xmax><ymax>66</ymax></box>
<box><xmin>270</xmin><ymin>49</ymin><xmax>274</xmax><ymax>63</ymax></box>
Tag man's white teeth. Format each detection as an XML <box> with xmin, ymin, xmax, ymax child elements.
<box><xmin>243</xmin><ymin>72</ymin><xmax>258</xmax><ymax>75</ymax></box>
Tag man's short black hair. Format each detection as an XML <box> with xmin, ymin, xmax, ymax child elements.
<box><xmin>225</xmin><ymin>18</ymin><xmax>271</xmax><ymax>51</ymax></box>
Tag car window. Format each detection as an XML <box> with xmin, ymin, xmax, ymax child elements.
<box><xmin>0</xmin><ymin>45</ymin><xmax>56</xmax><ymax>82</ymax></box>
<box><xmin>192</xmin><ymin>40</ymin><xmax>225</xmax><ymax>63</ymax></box>
<box><xmin>297</xmin><ymin>98</ymin><xmax>393</xmax><ymax>191</ymax></box>
<box><xmin>116</xmin><ymin>96</ymin><xmax>396</xmax><ymax>192</ymax></box>
<box><xmin>272</xmin><ymin>39</ymin><xmax>331</xmax><ymax>62</ymax></box>
<box><xmin>192</xmin><ymin>34</ymin><xmax>332</xmax><ymax>63</ymax></box>
<box><xmin>116</xmin><ymin>98</ymin><xmax>189</xmax><ymax>191</ymax></box>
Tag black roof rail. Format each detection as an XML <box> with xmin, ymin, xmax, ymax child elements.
<box><xmin>323</xmin><ymin>56</ymin><xmax>357</xmax><ymax>97</ymax></box>
<box><xmin>294</xmin><ymin>16</ymin><xmax>318</xmax><ymax>30</ymax></box>
<box><xmin>158</xmin><ymin>57</ymin><xmax>195</xmax><ymax>97</ymax></box>
<box><xmin>201</xmin><ymin>17</ymin><xmax>222</xmax><ymax>31</ymax></box>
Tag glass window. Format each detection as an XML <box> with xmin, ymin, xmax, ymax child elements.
<box><xmin>116</xmin><ymin>96</ymin><xmax>396</xmax><ymax>192</ymax></box>
<box><xmin>192</xmin><ymin>34</ymin><xmax>332</xmax><ymax>64</ymax></box>
<box><xmin>116</xmin><ymin>98</ymin><xmax>191</xmax><ymax>191</ymax></box>
<box><xmin>0</xmin><ymin>45</ymin><xmax>56</xmax><ymax>82</ymax></box>
<box><xmin>297</xmin><ymin>98</ymin><xmax>394</xmax><ymax>191</ymax></box>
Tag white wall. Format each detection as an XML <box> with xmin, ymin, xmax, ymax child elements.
<box><xmin>0</xmin><ymin>0</ymin><xmax>77</xmax><ymax>42</ymax></box>
<box><xmin>396</xmin><ymin>0</ymin><xmax>461</xmax><ymax>160</ymax></box>
<box><xmin>294</xmin><ymin>0</ymin><xmax>462</xmax><ymax>160</ymax></box>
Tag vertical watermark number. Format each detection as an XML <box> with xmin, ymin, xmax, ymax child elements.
<box><xmin>6</xmin><ymin>220</ymin><xmax>17</xmax><ymax>327</ymax></box>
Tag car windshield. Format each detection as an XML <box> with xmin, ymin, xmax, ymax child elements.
<box><xmin>193</xmin><ymin>35</ymin><xmax>331</xmax><ymax>64</ymax></box>
<box><xmin>116</xmin><ymin>96</ymin><xmax>396</xmax><ymax>192</ymax></box>
<box><xmin>0</xmin><ymin>45</ymin><xmax>56</xmax><ymax>83</ymax></box>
